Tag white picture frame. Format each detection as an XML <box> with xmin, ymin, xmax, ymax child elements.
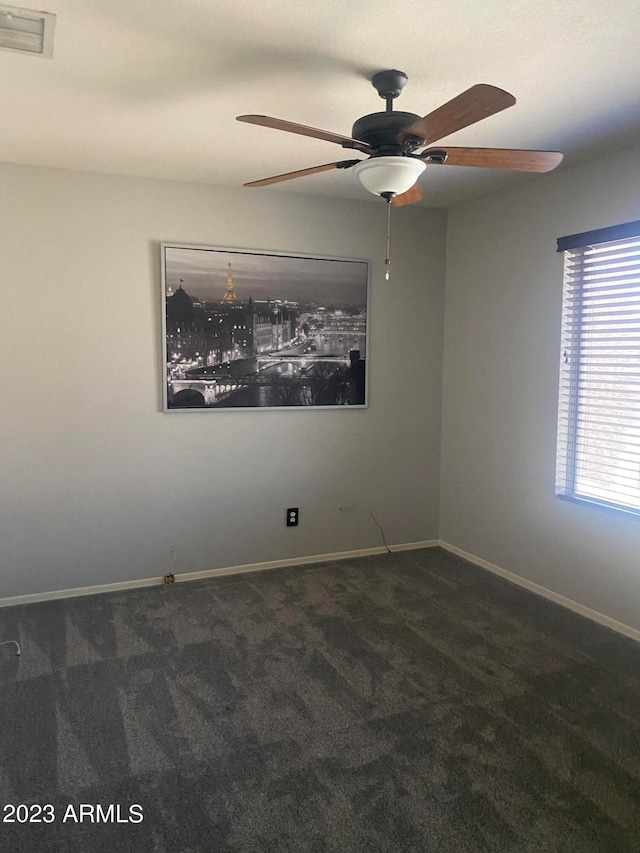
<box><xmin>161</xmin><ymin>243</ymin><xmax>369</xmax><ymax>411</ymax></box>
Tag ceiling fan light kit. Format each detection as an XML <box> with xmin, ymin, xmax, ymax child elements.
<box><xmin>353</xmin><ymin>156</ymin><xmax>426</xmax><ymax>198</ymax></box>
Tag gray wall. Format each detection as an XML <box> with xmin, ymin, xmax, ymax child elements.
<box><xmin>441</xmin><ymin>146</ymin><xmax>640</xmax><ymax>631</ymax></box>
<box><xmin>0</xmin><ymin>163</ymin><xmax>446</xmax><ymax>598</ymax></box>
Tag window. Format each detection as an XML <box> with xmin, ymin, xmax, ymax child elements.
<box><xmin>556</xmin><ymin>220</ymin><xmax>640</xmax><ymax>517</ymax></box>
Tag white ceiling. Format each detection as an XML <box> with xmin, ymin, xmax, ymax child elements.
<box><xmin>2</xmin><ymin>0</ymin><xmax>640</xmax><ymax>207</ymax></box>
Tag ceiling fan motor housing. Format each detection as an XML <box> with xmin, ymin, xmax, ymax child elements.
<box><xmin>351</xmin><ymin>112</ymin><xmax>424</xmax><ymax>154</ymax></box>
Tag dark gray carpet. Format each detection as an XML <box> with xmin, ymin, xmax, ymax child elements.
<box><xmin>1</xmin><ymin>547</ymin><xmax>640</xmax><ymax>852</ymax></box>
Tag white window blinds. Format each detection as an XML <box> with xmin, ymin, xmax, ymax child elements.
<box><xmin>556</xmin><ymin>227</ymin><xmax>640</xmax><ymax>516</ymax></box>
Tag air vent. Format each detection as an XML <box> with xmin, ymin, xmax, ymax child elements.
<box><xmin>0</xmin><ymin>4</ymin><xmax>55</xmax><ymax>58</ymax></box>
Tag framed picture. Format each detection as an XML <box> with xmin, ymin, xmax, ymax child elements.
<box><xmin>161</xmin><ymin>243</ymin><xmax>369</xmax><ymax>411</ymax></box>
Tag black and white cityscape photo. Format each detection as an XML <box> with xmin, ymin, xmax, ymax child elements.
<box><xmin>162</xmin><ymin>244</ymin><xmax>368</xmax><ymax>410</ymax></box>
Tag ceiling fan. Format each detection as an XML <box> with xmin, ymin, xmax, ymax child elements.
<box><xmin>237</xmin><ymin>70</ymin><xmax>563</xmax><ymax>206</ymax></box>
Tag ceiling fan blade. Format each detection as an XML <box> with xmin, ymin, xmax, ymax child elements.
<box><xmin>391</xmin><ymin>183</ymin><xmax>423</xmax><ymax>207</ymax></box>
<box><xmin>422</xmin><ymin>147</ymin><xmax>563</xmax><ymax>172</ymax></box>
<box><xmin>237</xmin><ymin>115</ymin><xmax>371</xmax><ymax>153</ymax></box>
<box><xmin>244</xmin><ymin>160</ymin><xmax>360</xmax><ymax>187</ymax></box>
<box><xmin>399</xmin><ymin>84</ymin><xmax>516</xmax><ymax>145</ymax></box>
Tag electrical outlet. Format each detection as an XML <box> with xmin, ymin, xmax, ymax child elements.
<box><xmin>286</xmin><ymin>507</ymin><xmax>299</xmax><ymax>527</ymax></box>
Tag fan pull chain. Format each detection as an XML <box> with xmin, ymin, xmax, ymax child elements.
<box><xmin>385</xmin><ymin>198</ymin><xmax>392</xmax><ymax>280</ymax></box>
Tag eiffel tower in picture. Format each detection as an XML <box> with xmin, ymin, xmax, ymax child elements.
<box><xmin>221</xmin><ymin>261</ymin><xmax>236</xmax><ymax>305</ymax></box>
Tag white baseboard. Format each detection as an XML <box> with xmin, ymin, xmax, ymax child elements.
<box><xmin>0</xmin><ymin>540</ymin><xmax>439</xmax><ymax>608</ymax></box>
<box><xmin>4</xmin><ymin>539</ymin><xmax>637</xmax><ymax>645</ymax></box>
<box><xmin>438</xmin><ymin>540</ymin><xmax>640</xmax><ymax>644</ymax></box>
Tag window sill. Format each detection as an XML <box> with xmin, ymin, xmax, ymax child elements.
<box><xmin>556</xmin><ymin>492</ymin><xmax>640</xmax><ymax>521</ymax></box>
